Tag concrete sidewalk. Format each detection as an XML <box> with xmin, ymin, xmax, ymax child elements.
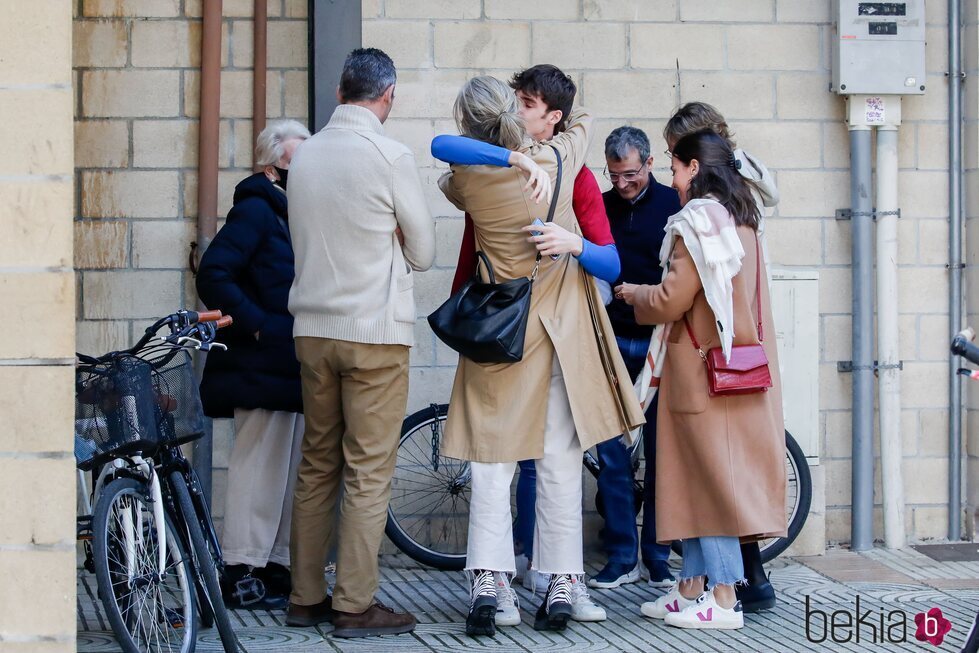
<box><xmin>78</xmin><ymin>547</ymin><xmax>979</xmax><ymax>652</ymax></box>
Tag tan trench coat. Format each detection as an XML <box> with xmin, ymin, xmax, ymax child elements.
<box><xmin>437</xmin><ymin>109</ymin><xmax>645</xmax><ymax>463</ymax></box>
<box><xmin>632</xmin><ymin>226</ymin><xmax>787</xmax><ymax>542</ymax></box>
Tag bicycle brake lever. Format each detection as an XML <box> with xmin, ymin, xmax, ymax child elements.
<box><xmin>176</xmin><ymin>336</ymin><xmax>202</xmax><ymax>348</ymax></box>
<box><xmin>202</xmin><ymin>342</ymin><xmax>228</xmax><ymax>352</ymax></box>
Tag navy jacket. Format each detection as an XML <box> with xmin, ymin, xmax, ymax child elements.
<box><xmin>602</xmin><ymin>175</ymin><xmax>682</xmax><ymax>339</ymax></box>
<box><xmin>196</xmin><ymin>173</ymin><xmax>302</xmax><ymax>417</ymax></box>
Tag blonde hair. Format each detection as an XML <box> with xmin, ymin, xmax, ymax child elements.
<box><xmin>255</xmin><ymin>119</ymin><xmax>311</xmax><ymax>166</ymax></box>
<box><xmin>663</xmin><ymin>102</ymin><xmax>735</xmax><ymax>149</ymax></box>
<box><xmin>453</xmin><ymin>76</ymin><xmax>525</xmax><ymax>150</ymax></box>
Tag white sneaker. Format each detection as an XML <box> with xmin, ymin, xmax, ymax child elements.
<box><xmin>494</xmin><ymin>572</ymin><xmax>521</xmax><ymax>627</ymax></box>
<box><xmin>570</xmin><ymin>575</ymin><xmax>606</xmax><ymax>622</ymax></box>
<box><xmin>640</xmin><ymin>584</ymin><xmax>696</xmax><ymax>619</ymax></box>
<box><xmin>664</xmin><ymin>589</ymin><xmax>744</xmax><ymax>630</ymax></box>
<box><xmin>523</xmin><ymin>568</ymin><xmax>550</xmax><ymax>594</ymax></box>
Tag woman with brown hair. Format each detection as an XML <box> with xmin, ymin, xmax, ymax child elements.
<box><xmin>616</xmin><ymin>129</ymin><xmax>786</xmax><ymax>630</ymax></box>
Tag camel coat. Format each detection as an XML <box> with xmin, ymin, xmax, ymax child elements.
<box><xmin>437</xmin><ymin>109</ymin><xmax>645</xmax><ymax>463</ymax></box>
<box><xmin>632</xmin><ymin>226</ymin><xmax>787</xmax><ymax>542</ymax></box>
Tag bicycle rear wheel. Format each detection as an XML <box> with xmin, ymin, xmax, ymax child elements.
<box><xmin>669</xmin><ymin>430</ymin><xmax>812</xmax><ymax>563</ymax></box>
<box><xmin>168</xmin><ymin>471</ymin><xmax>239</xmax><ymax>653</ymax></box>
<box><xmin>92</xmin><ymin>477</ymin><xmax>196</xmax><ymax>653</ymax></box>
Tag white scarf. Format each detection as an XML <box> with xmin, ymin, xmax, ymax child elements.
<box><xmin>659</xmin><ymin>197</ymin><xmax>744</xmax><ymax>362</ymax></box>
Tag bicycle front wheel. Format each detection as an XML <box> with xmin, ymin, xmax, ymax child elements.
<box><xmin>168</xmin><ymin>471</ymin><xmax>238</xmax><ymax>653</ymax></box>
<box><xmin>92</xmin><ymin>477</ymin><xmax>196</xmax><ymax>653</ymax></box>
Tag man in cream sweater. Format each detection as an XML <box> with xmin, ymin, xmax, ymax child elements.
<box><xmin>285</xmin><ymin>48</ymin><xmax>435</xmax><ymax>638</ymax></box>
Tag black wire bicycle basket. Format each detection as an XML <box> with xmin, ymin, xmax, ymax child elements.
<box><xmin>74</xmin><ymin>349</ymin><xmax>205</xmax><ymax>470</ymax></box>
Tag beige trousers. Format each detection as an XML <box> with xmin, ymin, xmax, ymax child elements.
<box><xmin>221</xmin><ymin>408</ymin><xmax>304</xmax><ymax>567</ymax></box>
<box><xmin>290</xmin><ymin>337</ymin><xmax>409</xmax><ymax>613</ymax></box>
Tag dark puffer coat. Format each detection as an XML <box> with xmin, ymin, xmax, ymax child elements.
<box><xmin>196</xmin><ymin>173</ymin><xmax>302</xmax><ymax>417</ymax></box>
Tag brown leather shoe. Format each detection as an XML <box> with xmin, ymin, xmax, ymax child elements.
<box><xmin>332</xmin><ymin>601</ymin><xmax>416</xmax><ymax>638</ymax></box>
<box><xmin>285</xmin><ymin>596</ymin><xmax>334</xmax><ymax>627</ymax></box>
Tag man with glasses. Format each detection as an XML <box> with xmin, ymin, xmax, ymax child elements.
<box><xmin>586</xmin><ymin>126</ymin><xmax>681</xmax><ymax>591</ymax></box>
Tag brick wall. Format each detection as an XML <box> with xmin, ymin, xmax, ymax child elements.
<box><xmin>362</xmin><ymin>0</ymin><xmax>961</xmax><ymax>548</ymax></box>
<box><xmin>69</xmin><ymin>0</ymin><xmax>969</xmax><ymax>551</ymax></box>
<box><xmin>1</xmin><ymin>2</ymin><xmax>76</xmax><ymax>651</ymax></box>
<box><xmin>73</xmin><ymin>0</ymin><xmax>309</xmax><ymax>519</ymax></box>
<box><xmin>965</xmin><ymin>0</ymin><xmax>979</xmax><ymax>538</ymax></box>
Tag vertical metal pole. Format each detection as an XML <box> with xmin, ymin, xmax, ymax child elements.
<box><xmin>850</xmin><ymin>126</ymin><xmax>875</xmax><ymax>551</ymax></box>
<box><xmin>194</xmin><ymin>0</ymin><xmax>223</xmax><ymax>504</ymax></box>
<box><xmin>876</xmin><ymin>124</ymin><xmax>906</xmax><ymax>549</ymax></box>
<box><xmin>948</xmin><ymin>0</ymin><xmax>963</xmax><ymax>542</ymax></box>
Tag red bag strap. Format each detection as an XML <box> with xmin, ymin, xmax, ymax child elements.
<box><xmin>682</xmin><ymin>231</ymin><xmax>764</xmax><ymax>354</ymax></box>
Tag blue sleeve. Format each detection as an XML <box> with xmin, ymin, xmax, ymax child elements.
<box><xmin>575</xmin><ymin>241</ymin><xmax>620</xmax><ymax>283</ymax></box>
<box><xmin>431</xmin><ymin>135</ymin><xmax>512</xmax><ymax>167</ymax></box>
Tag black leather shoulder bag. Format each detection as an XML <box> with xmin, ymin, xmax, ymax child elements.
<box><xmin>428</xmin><ymin>144</ymin><xmax>563</xmax><ymax>363</ymax></box>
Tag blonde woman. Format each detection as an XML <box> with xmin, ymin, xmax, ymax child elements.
<box><xmin>435</xmin><ymin>76</ymin><xmax>644</xmax><ymax>637</ymax></box>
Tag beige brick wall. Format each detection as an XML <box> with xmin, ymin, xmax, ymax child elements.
<box><xmin>74</xmin><ymin>0</ymin><xmax>308</xmax><ymax>352</ymax></box>
<box><xmin>965</xmin><ymin>0</ymin><xmax>979</xmax><ymax>539</ymax></box>
<box><xmin>1</xmin><ymin>1</ymin><xmax>76</xmax><ymax>650</ymax></box>
<box><xmin>67</xmin><ymin>0</ymin><xmax>971</xmax><ymax>554</ymax></box>
<box><xmin>363</xmin><ymin>0</ymin><xmax>959</xmax><ymax>548</ymax></box>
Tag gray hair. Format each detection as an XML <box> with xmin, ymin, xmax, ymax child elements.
<box><xmin>604</xmin><ymin>126</ymin><xmax>650</xmax><ymax>163</ymax></box>
<box><xmin>255</xmin><ymin>119</ymin><xmax>310</xmax><ymax>166</ymax></box>
<box><xmin>339</xmin><ymin>48</ymin><xmax>397</xmax><ymax>102</ymax></box>
<box><xmin>453</xmin><ymin>76</ymin><xmax>524</xmax><ymax>151</ymax></box>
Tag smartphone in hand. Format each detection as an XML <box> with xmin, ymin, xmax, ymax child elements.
<box><xmin>530</xmin><ymin>218</ymin><xmax>560</xmax><ymax>260</ymax></box>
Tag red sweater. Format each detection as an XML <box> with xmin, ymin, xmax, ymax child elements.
<box><xmin>451</xmin><ymin>167</ymin><xmax>614</xmax><ymax>293</ymax></box>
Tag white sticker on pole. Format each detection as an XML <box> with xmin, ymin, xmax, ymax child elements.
<box><xmin>865</xmin><ymin>96</ymin><xmax>885</xmax><ymax>125</ymax></box>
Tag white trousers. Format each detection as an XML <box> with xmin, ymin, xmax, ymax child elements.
<box><xmin>221</xmin><ymin>408</ymin><xmax>304</xmax><ymax>567</ymax></box>
<box><xmin>466</xmin><ymin>356</ymin><xmax>584</xmax><ymax>575</ymax></box>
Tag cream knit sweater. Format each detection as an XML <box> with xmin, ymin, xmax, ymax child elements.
<box><xmin>287</xmin><ymin>105</ymin><xmax>435</xmax><ymax>346</ymax></box>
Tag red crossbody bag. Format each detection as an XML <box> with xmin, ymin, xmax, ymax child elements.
<box><xmin>682</xmin><ymin>234</ymin><xmax>772</xmax><ymax>397</ymax></box>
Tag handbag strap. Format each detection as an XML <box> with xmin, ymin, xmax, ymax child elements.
<box><xmin>682</xmin><ymin>230</ymin><xmax>764</xmax><ymax>355</ymax></box>
<box><xmin>530</xmin><ymin>144</ymin><xmax>563</xmax><ymax>280</ymax></box>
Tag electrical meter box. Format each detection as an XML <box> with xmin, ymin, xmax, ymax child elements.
<box><xmin>832</xmin><ymin>0</ymin><xmax>926</xmax><ymax>95</ymax></box>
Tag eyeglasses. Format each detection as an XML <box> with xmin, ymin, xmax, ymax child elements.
<box><xmin>603</xmin><ymin>162</ymin><xmax>648</xmax><ymax>183</ymax></box>
<box><xmin>664</xmin><ymin>149</ymin><xmax>673</xmax><ymax>158</ymax></box>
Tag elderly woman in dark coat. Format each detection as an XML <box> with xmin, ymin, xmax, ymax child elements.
<box><xmin>196</xmin><ymin>119</ymin><xmax>309</xmax><ymax>609</ymax></box>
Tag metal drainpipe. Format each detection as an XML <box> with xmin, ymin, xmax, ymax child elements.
<box><xmin>193</xmin><ymin>0</ymin><xmax>223</xmax><ymax>503</ymax></box>
<box><xmin>876</xmin><ymin>124</ymin><xmax>906</xmax><ymax>549</ymax></box>
<box><xmin>850</xmin><ymin>125</ymin><xmax>875</xmax><ymax>551</ymax></box>
<box><xmin>948</xmin><ymin>0</ymin><xmax>964</xmax><ymax>542</ymax></box>
<box><xmin>253</xmin><ymin>0</ymin><xmax>268</xmax><ymax>170</ymax></box>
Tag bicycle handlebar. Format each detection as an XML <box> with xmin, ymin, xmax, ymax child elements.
<box><xmin>951</xmin><ymin>327</ymin><xmax>979</xmax><ymax>366</ymax></box>
<box><xmin>215</xmin><ymin>315</ymin><xmax>233</xmax><ymax>328</ymax></box>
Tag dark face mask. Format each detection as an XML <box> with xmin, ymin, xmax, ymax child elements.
<box><xmin>273</xmin><ymin>166</ymin><xmax>288</xmax><ymax>189</ymax></box>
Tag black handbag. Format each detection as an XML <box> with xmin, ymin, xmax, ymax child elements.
<box><xmin>428</xmin><ymin>144</ymin><xmax>563</xmax><ymax>363</ymax></box>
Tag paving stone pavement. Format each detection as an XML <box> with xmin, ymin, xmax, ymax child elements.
<box><xmin>78</xmin><ymin>548</ymin><xmax>979</xmax><ymax>652</ymax></box>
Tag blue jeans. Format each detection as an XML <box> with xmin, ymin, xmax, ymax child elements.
<box><xmin>513</xmin><ymin>459</ymin><xmax>536</xmax><ymax>557</ymax></box>
<box><xmin>511</xmin><ymin>336</ymin><xmax>671</xmax><ymax>565</ymax></box>
<box><xmin>680</xmin><ymin>536</ymin><xmax>744</xmax><ymax>588</ymax></box>
<box><xmin>617</xmin><ymin>336</ymin><xmax>671</xmax><ymax>566</ymax></box>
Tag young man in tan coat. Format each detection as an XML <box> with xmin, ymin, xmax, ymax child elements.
<box><xmin>284</xmin><ymin>48</ymin><xmax>435</xmax><ymax>638</ymax></box>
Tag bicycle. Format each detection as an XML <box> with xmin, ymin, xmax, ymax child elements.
<box><xmin>385</xmin><ymin>402</ymin><xmax>811</xmax><ymax>570</ymax></box>
<box><xmin>75</xmin><ymin>310</ymin><xmax>241</xmax><ymax>653</ymax></box>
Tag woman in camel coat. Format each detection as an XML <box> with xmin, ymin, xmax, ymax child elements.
<box><xmin>617</xmin><ymin>130</ymin><xmax>785</xmax><ymax>631</ymax></box>
<box><xmin>436</xmin><ymin>76</ymin><xmax>644</xmax><ymax>636</ymax></box>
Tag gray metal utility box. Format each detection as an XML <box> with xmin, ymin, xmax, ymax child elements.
<box><xmin>831</xmin><ymin>0</ymin><xmax>926</xmax><ymax>95</ymax></box>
